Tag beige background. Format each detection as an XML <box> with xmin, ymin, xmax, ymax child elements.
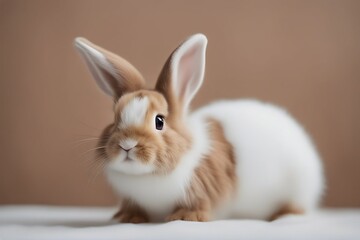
<box><xmin>0</xmin><ymin>0</ymin><xmax>359</xmax><ymax>207</ymax></box>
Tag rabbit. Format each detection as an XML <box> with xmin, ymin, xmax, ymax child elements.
<box><xmin>74</xmin><ymin>33</ymin><xmax>324</xmax><ymax>223</ymax></box>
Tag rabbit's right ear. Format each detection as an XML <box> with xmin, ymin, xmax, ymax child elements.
<box><xmin>74</xmin><ymin>38</ymin><xmax>145</xmax><ymax>100</ymax></box>
<box><xmin>155</xmin><ymin>34</ymin><xmax>207</xmax><ymax>119</ymax></box>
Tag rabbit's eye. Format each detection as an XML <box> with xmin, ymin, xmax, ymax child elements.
<box><xmin>155</xmin><ymin>115</ymin><xmax>164</xmax><ymax>130</ymax></box>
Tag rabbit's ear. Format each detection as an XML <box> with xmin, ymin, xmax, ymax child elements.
<box><xmin>156</xmin><ymin>34</ymin><xmax>207</xmax><ymax>118</ymax></box>
<box><xmin>74</xmin><ymin>38</ymin><xmax>145</xmax><ymax>100</ymax></box>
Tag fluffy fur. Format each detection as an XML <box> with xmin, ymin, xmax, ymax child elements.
<box><xmin>74</xmin><ymin>34</ymin><xmax>324</xmax><ymax>223</ymax></box>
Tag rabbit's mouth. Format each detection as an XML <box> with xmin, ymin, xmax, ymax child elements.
<box><xmin>124</xmin><ymin>157</ymin><xmax>133</xmax><ymax>162</ymax></box>
<box><xmin>107</xmin><ymin>156</ymin><xmax>156</xmax><ymax>175</ymax></box>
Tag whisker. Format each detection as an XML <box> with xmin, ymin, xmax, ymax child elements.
<box><xmin>85</xmin><ymin>151</ymin><xmax>106</xmax><ymax>166</ymax></box>
<box><xmin>75</xmin><ymin>146</ymin><xmax>107</xmax><ymax>166</ymax></box>
<box><xmin>90</xmin><ymin>160</ymin><xmax>107</xmax><ymax>183</ymax></box>
<box><xmin>72</xmin><ymin>133</ymin><xmax>103</xmax><ymax>138</ymax></box>
<box><xmin>70</xmin><ymin>138</ymin><xmax>101</xmax><ymax>149</ymax></box>
<box><xmin>73</xmin><ymin>137</ymin><xmax>100</xmax><ymax>143</ymax></box>
<box><xmin>87</xmin><ymin>154</ymin><xmax>108</xmax><ymax>183</ymax></box>
<box><xmin>80</xmin><ymin>146</ymin><xmax>106</xmax><ymax>157</ymax></box>
<box><xmin>91</xmin><ymin>154</ymin><xmax>107</xmax><ymax>165</ymax></box>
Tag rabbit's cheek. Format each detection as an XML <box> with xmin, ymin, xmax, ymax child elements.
<box><xmin>105</xmin><ymin>140</ymin><xmax>121</xmax><ymax>159</ymax></box>
<box><xmin>135</xmin><ymin>145</ymin><xmax>155</xmax><ymax>164</ymax></box>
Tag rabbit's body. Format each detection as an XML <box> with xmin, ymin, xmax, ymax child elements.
<box><xmin>106</xmin><ymin>99</ymin><xmax>323</xmax><ymax>221</ymax></box>
<box><xmin>194</xmin><ymin>100</ymin><xmax>323</xmax><ymax>220</ymax></box>
<box><xmin>75</xmin><ymin>33</ymin><xmax>324</xmax><ymax>222</ymax></box>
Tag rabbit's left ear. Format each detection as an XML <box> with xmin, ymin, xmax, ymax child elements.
<box><xmin>74</xmin><ymin>38</ymin><xmax>145</xmax><ymax>100</ymax></box>
<box><xmin>156</xmin><ymin>34</ymin><xmax>207</xmax><ymax>118</ymax></box>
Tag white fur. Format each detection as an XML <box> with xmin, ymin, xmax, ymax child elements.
<box><xmin>107</xmin><ymin>99</ymin><xmax>324</xmax><ymax>221</ymax></box>
<box><xmin>106</xmin><ymin>35</ymin><xmax>211</xmax><ymax>221</ymax></box>
<box><xmin>74</xmin><ymin>38</ymin><xmax>118</xmax><ymax>96</ymax></box>
<box><xmin>119</xmin><ymin>139</ymin><xmax>138</xmax><ymax>151</ymax></box>
<box><xmin>170</xmin><ymin>34</ymin><xmax>207</xmax><ymax>114</ymax></box>
<box><xmin>109</xmin><ymin>138</ymin><xmax>153</xmax><ymax>175</ymax></box>
<box><xmin>192</xmin><ymin>99</ymin><xmax>324</xmax><ymax>220</ymax></box>
<box><xmin>106</xmin><ymin>115</ymin><xmax>210</xmax><ymax>221</ymax></box>
<box><xmin>87</xmin><ymin>33</ymin><xmax>324</xmax><ymax>221</ymax></box>
<box><xmin>120</xmin><ymin>97</ymin><xmax>149</xmax><ymax>128</ymax></box>
<box><xmin>108</xmin><ymin>154</ymin><xmax>155</xmax><ymax>175</ymax></box>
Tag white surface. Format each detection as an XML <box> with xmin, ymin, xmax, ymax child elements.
<box><xmin>0</xmin><ymin>206</ymin><xmax>359</xmax><ymax>240</ymax></box>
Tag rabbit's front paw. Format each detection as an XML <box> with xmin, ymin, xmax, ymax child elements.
<box><xmin>113</xmin><ymin>209</ymin><xmax>149</xmax><ymax>223</ymax></box>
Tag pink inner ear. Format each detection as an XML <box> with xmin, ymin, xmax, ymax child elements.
<box><xmin>177</xmin><ymin>44</ymin><xmax>202</xmax><ymax>102</ymax></box>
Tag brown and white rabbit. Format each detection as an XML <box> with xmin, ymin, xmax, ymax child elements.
<box><xmin>74</xmin><ymin>34</ymin><xmax>324</xmax><ymax>223</ymax></box>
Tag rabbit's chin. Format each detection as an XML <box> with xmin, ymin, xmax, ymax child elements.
<box><xmin>107</xmin><ymin>155</ymin><xmax>156</xmax><ymax>175</ymax></box>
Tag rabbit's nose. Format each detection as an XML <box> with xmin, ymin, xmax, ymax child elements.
<box><xmin>119</xmin><ymin>139</ymin><xmax>138</xmax><ymax>152</ymax></box>
<box><xmin>120</xmin><ymin>146</ymin><xmax>132</xmax><ymax>152</ymax></box>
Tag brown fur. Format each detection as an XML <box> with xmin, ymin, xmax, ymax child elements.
<box><xmin>167</xmin><ymin>118</ymin><xmax>237</xmax><ymax>221</ymax></box>
<box><xmin>87</xmin><ymin>36</ymin><xmax>194</xmax><ymax>176</ymax></box>
<box><xmin>97</xmin><ymin>110</ymin><xmax>237</xmax><ymax>222</ymax></box>
<box><xmin>269</xmin><ymin>203</ymin><xmax>305</xmax><ymax>221</ymax></box>
<box><xmin>155</xmin><ymin>43</ymin><xmax>187</xmax><ymax>122</ymax></box>
<box><xmin>96</xmin><ymin>89</ymin><xmax>191</xmax><ymax>174</ymax></box>
<box><xmin>86</xmin><ymin>36</ymin><xmax>237</xmax><ymax>222</ymax></box>
<box><xmin>77</xmin><ymin>38</ymin><xmax>146</xmax><ymax>100</ymax></box>
<box><xmin>113</xmin><ymin>198</ymin><xmax>149</xmax><ymax>223</ymax></box>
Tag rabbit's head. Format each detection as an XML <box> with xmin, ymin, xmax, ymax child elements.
<box><xmin>75</xmin><ymin>34</ymin><xmax>207</xmax><ymax>175</ymax></box>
